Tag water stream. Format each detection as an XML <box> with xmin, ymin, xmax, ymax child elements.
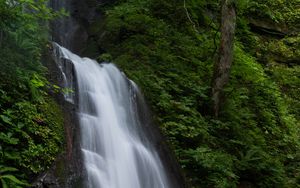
<box><xmin>53</xmin><ymin>43</ymin><xmax>171</xmax><ymax>188</ymax></box>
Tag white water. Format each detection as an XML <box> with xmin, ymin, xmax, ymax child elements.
<box><xmin>53</xmin><ymin>43</ymin><xmax>171</xmax><ymax>188</ymax></box>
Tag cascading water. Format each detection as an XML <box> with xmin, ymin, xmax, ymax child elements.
<box><xmin>53</xmin><ymin>43</ymin><xmax>171</xmax><ymax>188</ymax></box>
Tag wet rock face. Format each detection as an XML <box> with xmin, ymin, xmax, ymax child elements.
<box><xmin>32</xmin><ymin>156</ymin><xmax>62</xmax><ymax>188</ymax></box>
<box><xmin>51</xmin><ymin>0</ymin><xmax>116</xmax><ymax>54</ymax></box>
<box><xmin>37</xmin><ymin>1</ymin><xmax>115</xmax><ymax>187</ymax></box>
<box><xmin>68</xmin><ymin>0</ymin><xmax>118</xmax><ymax>55</ymax></box>
<box><xmin>32</xmin><ymin>50</ymin><xmax>84</xmax><ymax>188</ymax></box>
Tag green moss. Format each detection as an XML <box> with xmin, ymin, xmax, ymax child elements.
<box><xmin>265</xmin><ymin>35</ymin><xmax>300</xmax><ymax>63</ymax></box>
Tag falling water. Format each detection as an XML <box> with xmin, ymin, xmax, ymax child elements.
<box><xmin>53</xmin><ymin>43</ymin><xmax>171</xmax><ymax>188</ymax></box>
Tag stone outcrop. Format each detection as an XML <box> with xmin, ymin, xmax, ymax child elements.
<box><xmin>33</xmin><ymin>49</ymin><xmax>84</xmax><ymax>188</ymax></box>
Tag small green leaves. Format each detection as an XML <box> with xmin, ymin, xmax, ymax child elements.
<box><xmin>1</xmin><ymin>175</ymin><xmax>26</xmax><ymax>185</ymax></box>
<box><xmin>0</xmin><ymin>166</ymin><xmax>18</xmax><ymax>174</ymax></box>
<box><xmin>0</xmin><ymin>133</ymin><xmax>19</xmax><ymax>145</ymax></box>
<box><xmin>0</xmin><ymin>166</ymin><xmax>29</xmax><ymax>188</ymax></box>
<box><xmin>30</xmin><ymin>74</ymin><xmax>46</xmax><ymax>88</ymax></box>
<box><xmin>0</xmin><ymin>115</ymin><xmax>12</xmax><ymax>125</ymax></box>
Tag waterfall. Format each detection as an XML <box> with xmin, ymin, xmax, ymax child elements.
<box><xmin>52</xmin><ymin>43</ymin><xmax>171</xmax><ymax>188</ymax></box>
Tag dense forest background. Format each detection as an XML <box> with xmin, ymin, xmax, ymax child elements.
<box><xmin>0</xmin><ymin>0</ymin><xmax>299</xmax><ymax>187</ymax></box>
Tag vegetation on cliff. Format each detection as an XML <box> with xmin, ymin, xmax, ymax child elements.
<box><xmin>0</xmin><ymin>0</ymin><xmax>64</xmax><ymax>186</ymax></box>
<box><xmin>0</xmin><ymin>0</ymin><xmax>299</xmax><ymax>187</ymax></box>
<box><xmin>86</xmin><ymin>0</ymin><xmax>300</xmax><ymax>187</ymax></box>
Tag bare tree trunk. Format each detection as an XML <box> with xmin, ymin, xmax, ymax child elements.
<box><xmin>212</xmin><ymin>0</ymin><xmax>236</xmax><ymax>117</ymax></box>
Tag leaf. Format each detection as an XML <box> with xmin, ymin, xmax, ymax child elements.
<box><xmin>1</xmin><ymin>179</ymin><xmax>8</xmax><ymax>188</ymax></box>
<box><xmin>4</xmin><ymin>151</ymin><xmax>21</xmax><ymax>160</ymax></box>
<box><xmin>17</xmin><ymin>123</ymin><xmax>25</xmax><ymax>129</ymax></box>
<box><xmin>0</xmin><ymin>133</ymin><xmax>19</xmax><ymax>145</ymax></box>
<box><xmin>0</xmin><ymin>167</ymin><xmax>18</xmax><ymax>173</ymax></box>
<box><xmin>52</xmin><ymin>84</ymin><xmax>60</xmax><ymax>89</ymax></box>
<box><xmin>0</xmin><ymin>115</ymin><xmax>12</xmax><ymax>125</ymax></box>
<box><xmin>1</xmin><ymin>175</ymin><xmax>27</xmax><ymax>185</ymax></box>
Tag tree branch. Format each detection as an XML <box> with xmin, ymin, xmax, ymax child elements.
<box><xmin>183</xmin><ymin>0</ymin><xmax>199</xmax><ymax>34</ymax></box>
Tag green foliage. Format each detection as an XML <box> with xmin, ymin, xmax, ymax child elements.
<box><xmin>184</xmin><ymin>147</ymin><xmax>237</xmax><ymax>188</ymax></box>
<box><xmin>244</xmin><ymin>0</ymin><xmax>300</xmax><ymax>27</ymax></box>
<box><xmin>91</xmin><ymin>0</ymin><xmax>300</xmax><ymax>187</ymax></box>
<box><xmin>0</xmin><ymin>0</ymin><xmax>65</xmax><ymax>185</ymax></box>
<box><xmin>269</xmin><ymin>64</ymin><xmax>300</xmax><ymax>118</ymax></box>
<box><xmin>0</xmin><ymin>93</ymin><xmax>65</xmax><ymax>178</ymax></box>
<box><xmin>0</xmin><ymin>165</ymin><xmax>29</xmax><ymax>188</ymax></box>
<box><xmin>1</xmin><ymin>0</ymin><xmax>299</xmax><ymax>187</ymax></box>
<box><xmin>223</xmin><ymin>45</ymin><xmax>299</xmax><ymax>187</ymax></box>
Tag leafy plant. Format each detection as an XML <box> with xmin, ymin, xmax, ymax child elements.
<box><xmin>0</xmin><ymin>0</ymin><xmax>65</xmax><ymax>184</ymax></box>
<box><xmin>0</xmin><ymin>165</ymin><xmax>29</xmax><ymax>188</ymax></box>
<box><xmin>93</xmin><ymin>0</ymin><xmax>300</xmax><ymax>187</ymax></box>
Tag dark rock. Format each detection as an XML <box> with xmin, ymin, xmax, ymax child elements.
<box><xmin>50</xmin><ymin>0</ymin><xmax>115</xmax><ymax>55</ymax></box>
<box><xmin>248</xmin><ymin>18</ymin><xmax>288</xmax><ymax>38</ymax></box>
<box><xmin>32</xmin><ymin>157</ymin><xmax>62</xmax><ymax>188</ymax></box>
<box><xmin>34</xmin><ymin>48</ymin><xmax>84</xmax><ymax>188</ymax></box>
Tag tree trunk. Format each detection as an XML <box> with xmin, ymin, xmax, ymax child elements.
<box><xmin>212</xmin><ymin>0</ymin><xmax>236</xmax><ymax>117</ymax></box>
